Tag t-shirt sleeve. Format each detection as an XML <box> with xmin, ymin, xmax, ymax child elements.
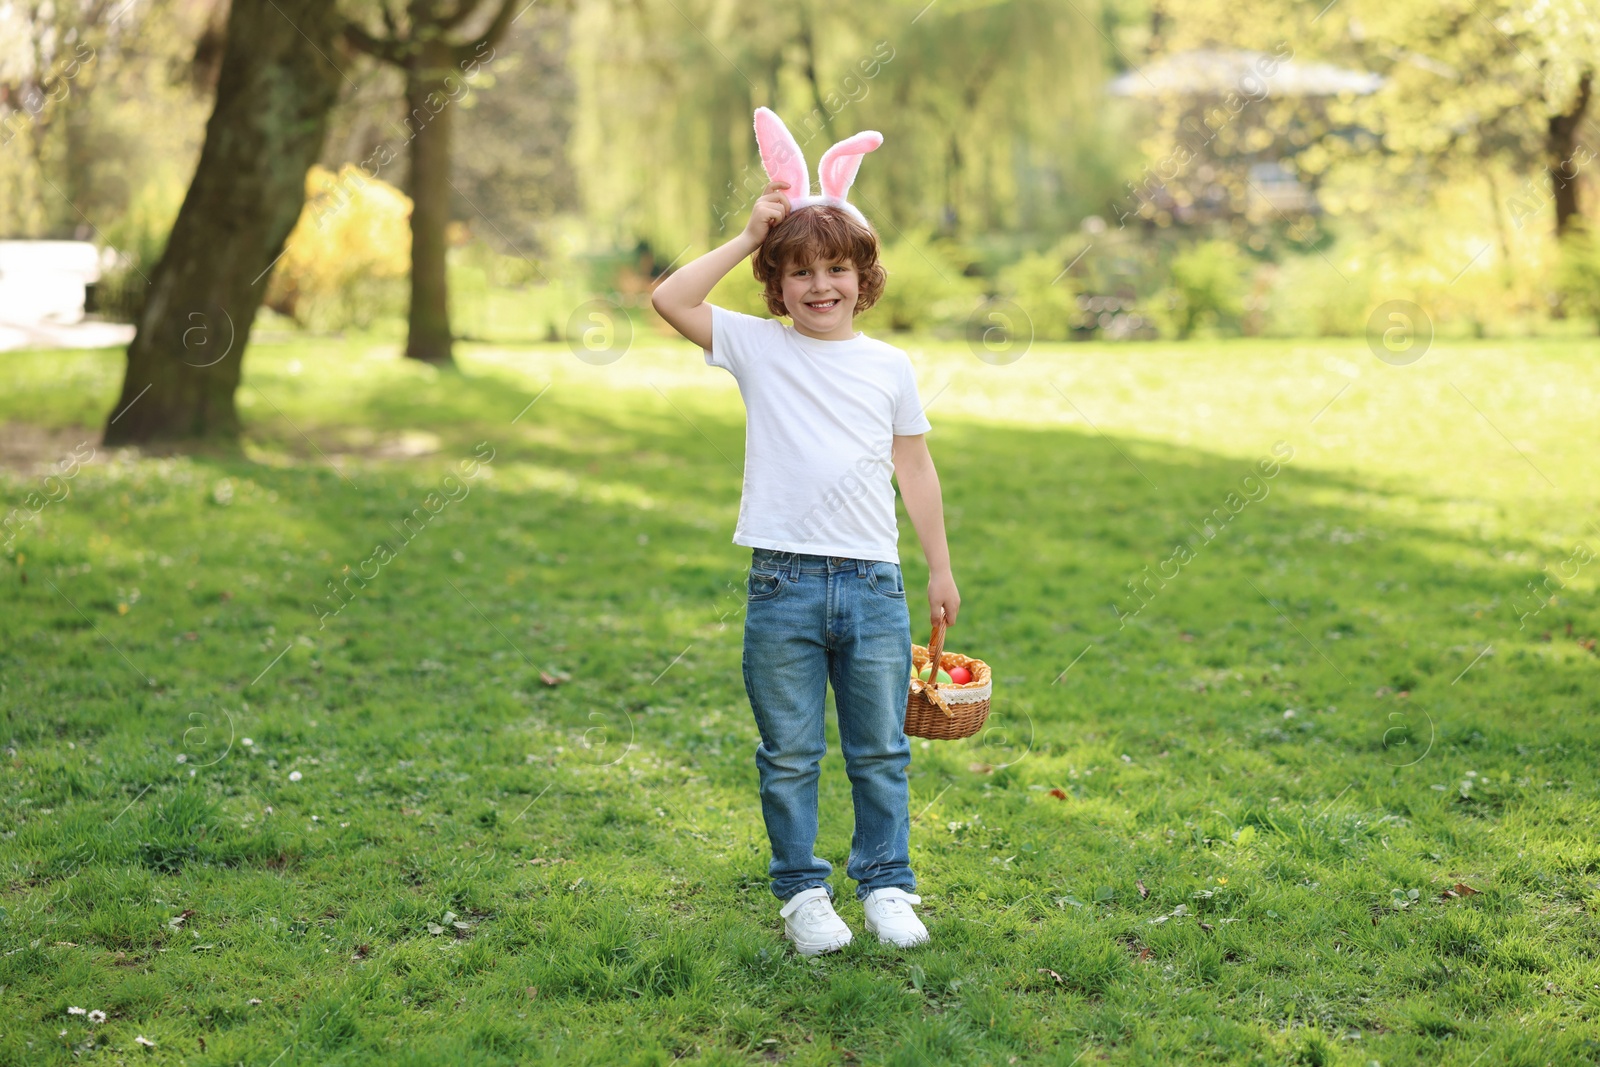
<box><xmin>704</xmin><ymin>304</ymin><xmax>780</xmax><ymax>378</ymax></box>
<box><xmin>892</xmin><ymin>357</ymin><xmax>934</xmax><ymax>435</ymax></box>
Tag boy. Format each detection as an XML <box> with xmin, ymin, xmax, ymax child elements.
<box><xmin>651</xmin><ymin>179</ymin><xmax>959</xmax><ymax>955</ymax></box>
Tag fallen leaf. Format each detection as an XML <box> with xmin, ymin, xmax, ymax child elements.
<box><xmin>426</xmin><ymin>923</ymin><xmax>445</xmax><ymax>935</ymax></box>
<box><xmin>167</xmin><ymin>909</ymin><xmax>195</xmax><ymax>930</ymax></box>
<box><xmin>353</xmin><ymin>944</ymin><xmax>370</xmax><ymax>959</ymax></box>
<box><xmin>526</xmin><ymin>986</ymin><xmax>538</xmax><ymax>999</ymax></box>
<box><xmin>538</xmin><ymin>670</ymin><xmax>570</xmax><ymax>686</ymax></box>
<box><xmin>1048</xmin><ymin>788</ymin><xmax>1068</xmax><ymax>800</ymax></box>
<box><xmin>1137</xmin><ymin>880</ymin><xmax>1149</xmax><ymax>900</ymax></box>
<box><xmin>1452</xmin><ymin>882</ymin><xmax>1480</xmax><ymax>896</ymax></box>
<box><xmin>1135</xmin><ymin>947</ymin><xmax>1153</xmax><ymax>962</ymax></box>
<box><xmin>1036</xmin><ymin>967</ymin><xmax>1064</xmax><ymax>984</ymax></box>
<box><xmin>968</xmin><ymin>761</ymin><xmax>994</xmax><ymax>774</ymax></box>
<box><xmin>1199</xmin><ymin>922</ymin><xmax>1214</xmax><ymax>933</ymax></box>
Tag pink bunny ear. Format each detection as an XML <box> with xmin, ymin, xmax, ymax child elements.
<box><xmin>753</xmin><ymin>107</ymin><xmax>810</xmax><ymax>200</ymax></box>
<box><xmin>817</xmin><ymin>130</ymin><xmax>883</xmax><ymax>201</ymax></box>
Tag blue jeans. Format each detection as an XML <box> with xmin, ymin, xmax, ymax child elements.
<box><xmin>741</xmin><ymin>547</ymin><xmax>917</xmax><ymax>903</ymax></box>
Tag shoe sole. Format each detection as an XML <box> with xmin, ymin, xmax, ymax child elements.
<box><xmin>787</xmin><ymin>932</ymin><xmax>851</xmax><ymax>956</ymax></box>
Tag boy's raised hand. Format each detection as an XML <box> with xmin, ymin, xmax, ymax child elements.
<box><xmin>741</xmin><ymin>181</ymin><xmax>792</xmax><ymax>247</ymax></box>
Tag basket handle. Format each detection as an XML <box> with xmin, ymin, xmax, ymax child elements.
<box><xmin>923</xmin><ymin>616</ymin><xmax>948</xmax><ymax>688</ymax></box>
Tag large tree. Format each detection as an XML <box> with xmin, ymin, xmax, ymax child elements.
<box><xmin>101</xmin><ymin>0</ymin><xmax>343</xmax><ymax>446</ymax></box>
<box><xmin>342</xmin><ymin>0</ymin><xmax>523</xmax><ymax>366</ymax></box>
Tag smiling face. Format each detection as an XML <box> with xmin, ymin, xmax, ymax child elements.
<box><xmin>751</xmin><ymin>205</ymin><xmax>885</xmax><ymax>338</ymax></box>
<box><xmin>781</xmin><ymin>254</ymin><xmax>861</xmax><ymax>340</ymax></box>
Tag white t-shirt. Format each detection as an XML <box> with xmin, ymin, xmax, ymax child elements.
<box><xmin>703</xmin><ymin>304</ymin><xmax>933</xmax><ymax>565</ymax></box>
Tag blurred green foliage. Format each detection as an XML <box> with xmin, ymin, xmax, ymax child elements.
<box><xmin>1164</xmin><ymin>240</ymin><xmax>1250</xmax><ymax>339</ymax></box>
<box><xmin>856</xmin><ymin>228</ymin><xmax>983</xmax><ymax>335</ymax></box>
<box><xmin>996</xmin><ymin>250</ymin><xmax>1081</xmax><ymax>342</ymax></box>
<box><xmin>1556</xmin><ymin>222</ymin><xmax>1600</xmax><ymax>333</ymax></box>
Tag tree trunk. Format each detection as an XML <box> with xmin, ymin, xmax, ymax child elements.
<box><xmin>101</xmin><ymin>0</ymin><xmax>342</xmax><ymax>447</ymax></box>
<box><xmin>1548</xmin><ymin>71</ymin><xmax>1592</xmax><ymax>239</ymax></box>
<box><xmin>403</xmin><ymin>38</ymin><xmax>456</xmax><ymax>366</ymax></box>
<box><xmin>342</xmin><ymin>0</ymin><xmax>523</xmax><ymax>366</ymax></box>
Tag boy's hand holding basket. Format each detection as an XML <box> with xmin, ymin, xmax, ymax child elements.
<box><xmin>905</xmin><ymin>619</ymin><xmax>993</xmax><ymax>740</ymax></box>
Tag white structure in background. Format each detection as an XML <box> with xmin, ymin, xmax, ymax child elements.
<box><xmin>0</xmin><ymin>240</ymin><xmax>136</xmax><ymax>352</ymax></box>
<box><xmin>0</xmin><ymin>240</ymin><xmax>101</xmax><ymax>323</ymax></box>
<box><xmin>1106</xmin><ymin>50</ymin><xmax>1384</xmax><ymax>99</ymax></box>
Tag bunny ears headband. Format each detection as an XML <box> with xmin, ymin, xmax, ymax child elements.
<box><xmin>753</xmin><ymin>106</ymin><xmax>883</xmax><ymax>229</ymax></box>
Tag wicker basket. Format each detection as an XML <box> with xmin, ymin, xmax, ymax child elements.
<box><xmin>905</xmin><ymin>619</ymin><xmax>993</xmax><ymax>740</ymax></box>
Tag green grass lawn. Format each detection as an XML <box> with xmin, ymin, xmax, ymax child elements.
<box><xmin>1</xmin><ymin>330</ymin><xmax>1597</xmax><ymax>1066</ymax></box>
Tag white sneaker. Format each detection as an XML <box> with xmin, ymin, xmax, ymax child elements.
<box><xmin>779</xmin><ymin>887</ymin><xmax>853</xmax><ymax>956</ymax></box>
<box><xmin>862</xmin><ymin>887</ymin><xmax>929</xmax><ymax>948</ymax></box>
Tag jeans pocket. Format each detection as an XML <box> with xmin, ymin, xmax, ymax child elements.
<box><xmin>748</xmin><ymin>568</ymin><xmax>783</xmax><ymax>602</ymax></box>
<box><xmin>866</xmin><ymin>561</ymin><xmax>906</xmax><ymax>599</ymax></box>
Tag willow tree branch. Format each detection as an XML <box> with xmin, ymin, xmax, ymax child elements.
<box><xmin>450</xmin><ymin>0</ymin><xmax>520</xmax><ymax>65</ymax></box>
<box><xmin>341</xmin><ymin>21</ymin><xmax>409</xmax><ymax>66</ymax></box>
<box><xmin>435</xmin><ymin>0</ymin><xmax>488</xmax><ymax>32</ymax></box>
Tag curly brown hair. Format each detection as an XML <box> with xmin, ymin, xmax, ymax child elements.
<box><xmin>751</xmin><ymin>204</ymin><xmax>886</xmax><ymax>319</ymax></box>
